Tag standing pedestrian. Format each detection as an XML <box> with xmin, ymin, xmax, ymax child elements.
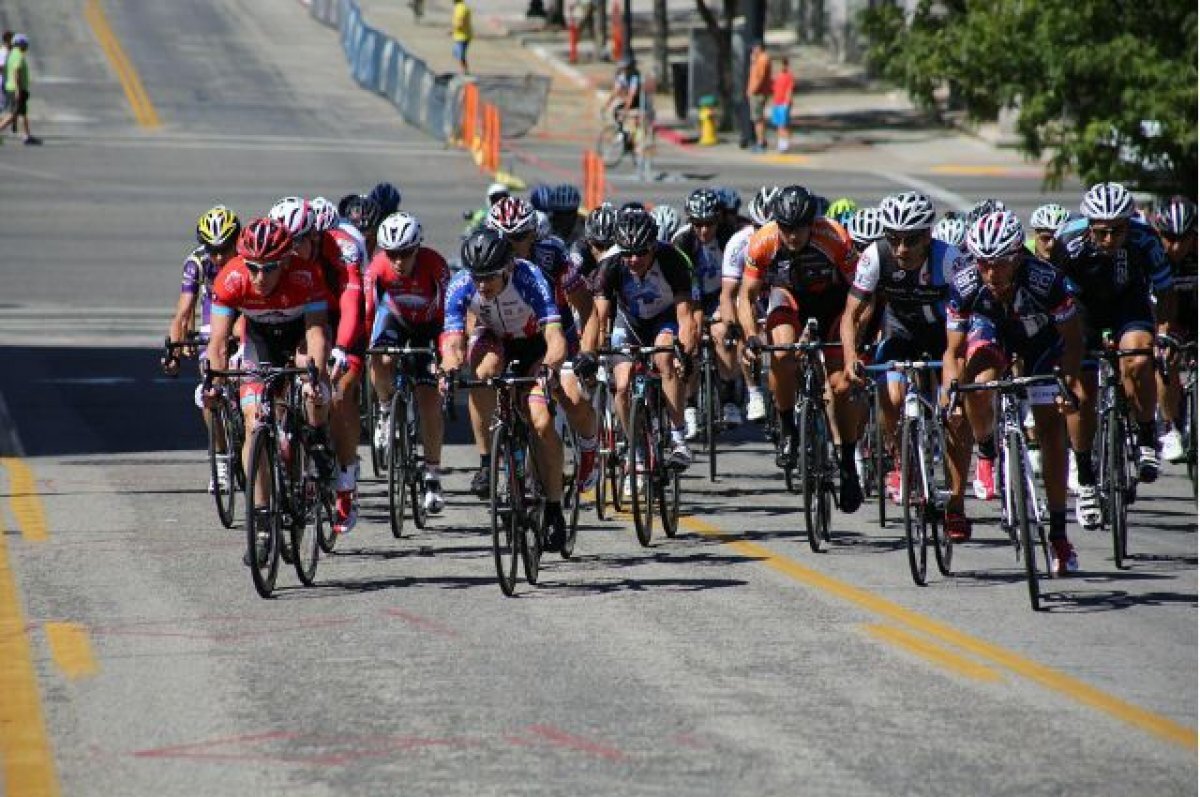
<box><xmin>0</xmin><ymin>33</ymin><xmax>38</xmax><ymax>145</ymax></box>
<box><xmin>0</xmin><ymin>31</ymin><xmax>13</xmax><ymax>118</ymax></box>
<box><xmin>745</xmin><ymin>42</ymin><xmax>772</xmax><ymax>152</ymax></box>
<box><xmin>770</xmin><ymin>56</ymin><xmax>794</xmax><ymax>152</ymax></box>
<box><xmin>451</xmin><ymin>0</ymin><xmax>473</xmax><ymax>75</ymax></box>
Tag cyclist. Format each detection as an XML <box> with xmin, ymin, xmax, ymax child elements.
<box><xmin>1053</xmin><ymin>182</ymin><xmax>1175</xmax><ymax>503</ymax></box>
<box><xmin>442</xmin><ymin>228</ymin><xmax>572</xmax><ymax>550</ymax></box>
<box><xmin>845</xmin><ymin>206</ymin><xmax>885</xmax><ymax>256</ymax></box>
<box><xmin>488</xmin><ymin>197</ymin><xmax>599</xmax><ymax>491</ymax></box>
<box><xmin>204</xmin><ymin>218</ymin><xmax>335</xmax><ymax>563</ymax></box>
<box><xmin>651</xmin><ymin>204</ymin><xmax>682</xmax><ymax>243</ymax></box>
<box><xmin>310</xmin><ymin>196</ymin><xmax>340</xmax><ymax>234</ymax></box>
<box><xmin>365</xmin><ymin>212</ymin><xmax>452</xmax><ymax>513</ymax></box>
<box><xmin>341</xmin><ymin>194</ymin><xmax>384</xmax><ymax>259</ymax></box>
<box><xmin>1153</xmin><ymin>196</ymin><xmax>1197</xmax><ymax>463</ymax></box>
<box><xmin>463</xmin><ymin>182</ymin><xmax>512</xmax><ymax>235</ymax></box>
<box><xmin>585</xmin><ymin>208</ymin><xmax>697</xmax><ymax>470</ymax></box>
<box><xmin>714</xmin><ymin>186</ymin><xmax>750</xmax><ymax>246</ymax></box>
<box><xmin>674</xmin><ymin>188</ymin><xmax>741</xmax><ymax>431</ymax></box>
<box><xmin>841</xmin><ymin>191</ymin><xmax>966</xmax><ymax>506</ymax></box>
<box><xmin>568</xmin><ymin>203</ymin><xmax>619</xmax><ymax>291</ymax></box>
<box><xmin>720</xmin><ymin>186</ymin><xmax>779</xmax><ymax>422</ymax></box>
<box><xmin>531</xmin><ymin>184</ymin><xmax>584</xmax><ymax>243</ymax></box>
<box><xmin>164</xmin><ymin>205</ymin><xmax>242</xmax><ymax>493</ymax></box>
<box><xmin>602</xmin><ymin>57</ymin><xmax>643</xmax><ymax>131</ymax></box>
<box><xmin>368</xmin><ymin>181</ymin><xmax>402</xmax><ymax>217</ymax></box>
<box><xmin>1027</xmin><ymin>203</ymin><xmax>1070</xmax><ymax>260</ymax></box>
<box><xmin>942</xmin><ymin>211</ymin><xmax>1087</xmax><ymax>574</ymax></box>
<box><xmin>828</xmin><ymin>197</ymin><xmax>858</xmax><ymax>227</ymax></box>
<box><xmin>739</xmin><ymin>185</ymin><xmax>865</xmax><ymax>512</ymax></box>
<box><xmin>966</xmin><ymin>198</ymin><xmax>1007</xmax><ymax>226</ymax></box>
<box><xmin>932</xmin><ymin>212</ymin><xmax>968</xmax><ymax>249</ymax></box>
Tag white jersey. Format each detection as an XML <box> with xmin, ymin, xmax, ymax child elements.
<box><xmin>721</xmin><ymin>225</ymin><xmax>756</xmax><ymax>282</ymax></box>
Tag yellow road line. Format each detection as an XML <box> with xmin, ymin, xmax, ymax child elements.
<box><xmin>678</xmin><ymin>515</ymin><xmax>1197</xmax><ymax>750</ymax></box>
<box><xmin>862</xmin><ymin>623</ymin><xmax>1001</xmax><ymax>682</ymax></box>
<box><xmin>929</xmin><ymin>164</ymin><xmax>1041</xmax><ymax>177</ymax></box>
<box><xmin>44</xmin><ymin>623</ymin><xmax>99</xmax><ymax>680</ymax></box>
<box><xmin>1</xmin><ymin>458</ymin><xmax>47</xmax><ymax>542</ymax></box>
<box><xmin>0</xmin><ymin>503</ymin><xmax>61</xmax><ymax>794</ymax></box>
<box><xmin>83</xmin><ymin>0</ymin><xmax>161</xmax><ymax>129</ymax></box>
<box><xmin>759</xmin><ymin>153</ymin><xmax>810</xmax><ymax>165</ymax></box>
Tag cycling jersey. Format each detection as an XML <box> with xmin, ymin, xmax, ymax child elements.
<box><xmin>180</xmin><ymin>246</ymin><xmax>221</xmax><ymax>333</ymax></box>
<box><xmin>721</xmin><ymin>225</ymin><xmax>756</xmax><ymax>283</ymax></box>
<box><xmin>567</xmin><ymin>239</ymin><xmax>603</xmax><ymax>287</ymax></box>
<box><xmin>850</xmin><ymin>238</ymin><xmax>966</xmax><ymax>335</ymax></box>
<box><xmin>444</xmin><ymin>259</ymin><xmax>560</xmax><ymax>340</ymax></box>
<box><xmin>527</xmin><ymin>236</ymin><xmax>585</xmax><ymax>337</ymax></box>
<box><xmin>593</xmin><ymin>242</ymin><xmax>693</xmax><ymax>323</ymax></box>
<box><xmin>364</xmin><ymin>246</ymin><xmax>451</xmax><ymax>331</ymax></box>
<box><xmin>744</xmin><ymin>219</ymin><xmax>858</xmax><ymax>296</ymax></box>
<box><xmin>672</xmin><ymin>226</ymin><xmax>723</xmax><ymax>308</ymax></box>
<box><xmin>316</xmin><ymin>228</ymin><xmax>366</xmax><ymax>352</ymax></box>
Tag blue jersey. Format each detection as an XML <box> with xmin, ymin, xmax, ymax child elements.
<box><xmin>1053</xmin><ymin>217</ymin><xmax>1172</xmax><ymax>303</ymax></box>
<box><xmin>444</xmin><ymin>259</ymin><xmax>560</xmax><ymax>340</ymax></box>
<box><xmin>947</xmin><ymin>253</ymin><xmax>1077</xmax><ymax>348</ymax></box>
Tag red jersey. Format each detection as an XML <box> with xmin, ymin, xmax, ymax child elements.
<box><xmin>211</xmin><ymin>256</ymin><xmax>332</xmax><ymax>325</ymax></box>
<box><xmin>316</xmin><ymin>228</ymin><xmax>366</xmax><ymax>350</ymax></box>
<box><xmin>364</xmin><ymin>246</ymin><xmax>452</xmax><ymax>329</ymax></box>
<box><xmin>744</xmin><ymin>219</ymin><xmax>858</xmax><ymax>295</ymax></box>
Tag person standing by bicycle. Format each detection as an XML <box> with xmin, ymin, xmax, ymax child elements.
<box><xmin>738</xmin><ymin>185</ymin><xmax>866</xmax><ymax>512</ymax></box>
<box><xmin>1153</xmin><ymin>197</ymin><xmax>1197</xmax><ymax>464</ymax></box>
<box><xmin>1052</xmin><ymin>182</ymin><xmax>1176</xmax><ymax>507</ymax></box>
<box><xmin>442</xmin><ymin>228</ymin><xmax>573</xmax><ymax>550</ymax></box>
<box><xmin>365</xmin><ymin>212</ymin><xmax>452</xmax><ymax>515</ymax></box>
<box><xmin>941</xmin><ymin>212</ymin><xmax>1088</xmax><ymax>574</ymax></box>
<box><xmin>839</xmin><ymin>192</ymin><xmax>967</xmax><ymax>507</ymax></box>
<box><xmin>585</xmin><ymin>208</ymin><xmax>697</xmax><ymax>469</ymax></box>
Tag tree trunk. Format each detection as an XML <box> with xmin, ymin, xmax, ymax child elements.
<box><xmin>694</xmin><ymin>0</ymin><xmax>734</xmax><ymax>130</ymax></box>
<box><xmin>654</xmin><ymin>0</ymin><xmax>670</xmax><ymax>90</ymax></box>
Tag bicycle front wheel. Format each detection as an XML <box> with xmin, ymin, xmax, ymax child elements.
<box><xmin>208</xmin><ymin>401</ymin><xmax>238</xmax><ymax>529</ymax></box>
<box><xmin>387</xmin><ymin>392</ymin><xmax>408</xmax><ymax>539</ymax></box>
<box><xmin>246</xmin><ymin>427</ymin><xmax>282</xmax><ymax>599</ymax></box>
<box><xmin>628</xmin><ymin>397</ymin><xmax>654</xmax><ymax>547</ymax></box>
<box><xmin>520</xmin><ymin>437</ymin><xmax>542</xmax><ymax>586</ymax></box>
<box><xmin>489</xmin><ymin>424</ymin><xmax>520</xmax><ymax>596</ymax></box>
<box><xmin>368</xmin><ymin>385</ymin><xmax>386</xmax><ymax>479</ymax></box>
<box><xmin>1008</xmin><ymin>431</ymin><xmax>1040</xmax><ymax>611</ymax></box>
<box><xmin>596</xmin><ymin>126</ymin><xmax>627</xmax><ymax>168</ymax></box>
<box><xmin>291</xmin><ymin>444</ymin><xmax>322</xmax><ymax>587</ymax></box>
<box><xmin>1108</xmin><ymin>414</ymin><xmax>1130</xmax><ymax>569</ymax></box>
<box><xmin>800</xmin><ymin>400</ymin><xmax>825</xmax><ymax>553</ymax></box>
<box><xmin>901</xmin><ymin>419</ymin><xmax>928</xmax><ymax>585</ymax></box>
<box><xmin>1187</xmin><ymin>380</ymin><xmax>1197</xmax><ymax>496</ymax></box>
<box><xmin>561</xmin><ymin>425</ymin><xmax>581</xmax><ymax>559</ymax></box>
<box><xmin>702</xmin><ymin>353</ymin><xmax>718</xmax><ymax>482</ymax></box>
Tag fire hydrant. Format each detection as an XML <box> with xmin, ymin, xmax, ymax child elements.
<box><xmin>698</xmin><ymin>96</ymin><xmax>718</xmax><ymax>146</ymax></box>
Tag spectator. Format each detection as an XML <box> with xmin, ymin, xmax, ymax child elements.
<box><xmin>745</xmin><ymin>42</ymin><xmax>772</xmax><ymax>152</ymax></box>
<box><xmin>0</xmin><ymin>31</ymin><xmax>12</xmax><ymax>117</ymax></box>
<box><xmin>451</xmin><ymin>0</ymin><xmax>473</xmax><ymax>75</ymax></box>
<box><xmin>771</xmin><ymin>56</ymin><xmax>794</xmax><ymax>152</ymax></box>
<box><xmin>0</xmin><ymin>33</ymin><xmax>38</xmax><ymax>145</ymax></box>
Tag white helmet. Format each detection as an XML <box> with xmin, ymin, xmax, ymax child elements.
<box><xmin>967</xmin><ymin>211</ymin><xmax>1025</xmax><ymax>259</ymax></box>
<box><xmin>377</xmin><ymin>212</ymin><xmax>423</xmax><ymax>252</ymax></box>
<box><xmin>651</xmin><ymin>204</ymin><xmax>682</xmax><ymax>242</ymax></box>
<box><xmin>932</xmin><ymin>214</ymin><xmax>968</xmax><ymax>247</ymax></box>
<box><xmin>1029</xmin><ymin>203</ymin><xmax>1070</xmax><ymax>232</ymax></box>
<box><xmin>487</xmin><ymin>181</ymin><xmax>510</xmax><ymax>204</ymax></box>
<box><xmin>878</xmin><ymin>191</ymin><xmax>936</xmax><ymax>231</ymax></box>
<box><xmin>846</xmin><ymin>207</ymin><xmax>885</xmax><ymax>248</ymax></box>
<box><xmin>269</xmin><ymin>196</ymin><xmax>314</xmax><ymax>237</ymax></box>
<box><xmin>310</xmin><ymin>196</ymin><xmax>339</xmax><ymax>232</ymax></box>
<box><xmin>748</xmin><ymin>186</ymin><xmax>781</xmax><ymax>227</ymax></box>
<box><xmin>1080</xmin><ymin>182</ymin><xmax>1134</xmax><ymax>221</ymax></box>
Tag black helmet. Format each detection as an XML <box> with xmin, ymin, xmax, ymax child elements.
<box><xmin>368</xmin><ymin>182</ymin><xmax>402</xmax><ymax>217</ymax></box>
<box><xmin>715</xmin><ymin>187</ymin><xmax>742</xmax><ymax>213</ymax></box>
<box><xmin>343</xmin><ymin>194</ymin><xmax>383</xmax><ymax>234</ymax></box>
<box><xmin>614</xmin><ymin>208</ymin><xmax>658</xmax><ymax>252</ymax></box>
<box><xmin>685</xmin><ymin>188</ymin><xmax>721</xmax><ymax>222</ymax></box>
<box><xmin>584</xmin><ymin>203</ymin><xmax>617</xmax><ymax>247</ymax></box>
<box><xmin>966</xmin><ymin>198</ymin><xmax>1008</xmax><ymax>226</ymax></box>
<box><xmin>772</xmin><ymin>185</ymin><xmax>817</xmax><ymax>228</ymax></box>
<box><xmin>461</xmin><ymin>227</ymin><xmax>512</xmax><ymax>276</ymax></box>
<box><xmin>336</xmin><ymin>193</ymin><xmax>361</xmax><ymax>219</ymax></box>
<box><xmin>548</xmin><ymin>184</ymin><xmax>582</xmax><ymax>214</ymax></box>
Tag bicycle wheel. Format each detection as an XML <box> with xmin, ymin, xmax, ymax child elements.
<box><xmin>702</xmin><ymin>352</ymin><xmax>718</xmax><ymax>482</ymax></box>
<box><xmin>931</xmin><ymin>421</ymin><xmax>953</xmax><ymax>577</ymax></box>
<box><xmin>596</xmin><ymin>126</ymin><xmax>627</xmax><ymax>168</ymax></box>
<box><xmin>1008</xmin><ymin>431</ymin><xmax>1040</xmax><ymax>611</ymax></box>
<box><xmin>798</xmin><ymin>400</ymin><xmax>824</xmax><ymax>553</ymax></box>
<box><xmin>408</xmin><ymin>415</ymin><xmax>429</xmax><ymax>530</ymax></box>
<box><xmin>1188</xmin><ymin>380</ymin><xmax>1198</xmax><ymax>496</ymax></box>
<box><xmin>488</xmin><ymin>423</ymin><xmax>520</xmax><ymax>596</ymax></box>
<box><xmin>817</xmin><ymin>416</ymin><xmax>833</xmax><ymax>545</ymax></box>
<box><xmin>659</xmin><ymin>397</ymin><xmax>681</xmax><ymax>537</ymax></box>
<box><xmin>368</xmin><ymin>387</ymin><xmax>386</xmax><ymax>479</ymax></box>
<box><xmin>594</xmin><ymin>390</ymin><xmax>611</xmax><ymax>520</ymax></box>
<box><xmin>387</xmin><ymin>392</ymin><xmax>408</xmax><ymax>538</ymax></box>
<box><xmin>246</xmin><ymin>427</ymin><xmax>282</xmax><ymax>599</ymax></box>
<box><xmin>208</xmin><ymin>401</ymin><xmax>237</xmax><ymax>529</ymax></box>
<box><xmin>1108</xmin><ymin>413</ymin><xmax>1130</xmax><ymax>569</ymax></box>
<box><xmin>901</xmin><ymin>418</ymin><xmax>928</xmax><ymax>585</ymax></box>
<box><xmin>561</xmin><ymin>424</ymin><xmax>581</xmax><ymax>559</ymax></box>
<box><xmin>874</xmin><ymin>391</ymin><xmax>888</xmax><ymax>528</ymax></box>
<box><xmin>628</xmin><ymin>397</ymin><xmax>654</xmax><ymax>547</ymax></box>
<box><xmin>520</xmin><ymin>436</ymin><xmax>542</xmax><ymax>585</ymax></box>
<box><xmin>291</xmin><ymin>445</ymin><xmax>322</xmax><ymax>587</ymax></box>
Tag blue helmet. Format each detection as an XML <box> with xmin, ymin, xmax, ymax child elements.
<box><xmin>368</xmin><ymin>182</ymin><xmax>402</xmax><ymax>217</ymax></box>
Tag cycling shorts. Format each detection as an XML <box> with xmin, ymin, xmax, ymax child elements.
<box><xmin>239</xmin><ymin>319</ymin><xmax>305</xmax><ymax>408</ymax></box>
<box><xmin>966</xmin><ymin>316</ymin><xmax>1063</xmax><ymax>404</ymax></box>
<box><xmin>370</xmin><ymin>309</ymin><xmax>440</xmax><ymax>386</ymax></box>
<box><xmin>764</xmin><ymin>286</ymin><xmax>846</xmax><ymax>362</ymax></box>
<box><xmin>1080</xmin><ymin>291</ymin><xmax>1155</xmax><ymax>349</ymax></box>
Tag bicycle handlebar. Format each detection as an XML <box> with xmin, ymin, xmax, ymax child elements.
<box><xmin>862</xmin><ymin>360</ymin><xmax>943</xmax><ymax>374</ymax></box>
<box><xmin>366</xmin><ymin>344</ymin><xmax>438</xmax><ymax>358</ymax></box>
<box><xmin>945</xmin><ymin>367</ymin><xmax>1078</xmax><ymax>416</ymax></box>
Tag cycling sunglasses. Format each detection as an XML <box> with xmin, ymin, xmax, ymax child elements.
<box><xmin>621</xmin><ymin>247</ymin><xmax>651</xmax><ymax>259</ymax></box>
<box><xmin>1089</xmin><ymin>223</ymin><xmax>1128</xmax><ymax>239</ymax></box>
<box><xmin>386</xmin><ymin>246</ymin><xmax>419</xmax><ymax>260</ymax></box>
<box><xmin>690</xmin><ymin>217</ymin><xmax>718</xmax><ymax>229</ymax></box>
<box><xmin>885</xmin><ymin>231</ymin><xmax>926</xmax><ymax>248</ymax></box>
<box><xmin>245</xmin><ymin>259</ymin><xmax>283</xmax><ymax>275</ymax></box>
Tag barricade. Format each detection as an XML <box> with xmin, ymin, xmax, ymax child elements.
<box><xmin>582</xmin><ymin>150</ymin><xmax>606</xmax><ymax>210</ymax></box>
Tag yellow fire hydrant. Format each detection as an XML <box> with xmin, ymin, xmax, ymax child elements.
<box><xmin>698</xmin><ymin>96</ymin><xmax>718</xmax><ymax>146</ymax></box>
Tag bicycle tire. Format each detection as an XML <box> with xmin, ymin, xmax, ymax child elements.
<box><xmin>595</xmin><ymin>391</ymin><xmax>610</xmax><ymax>520</ymax></box>
<box><xmin>817</xmin><ymin>415</ymin><xmax>832</xmax><ymax>545</ymax></box>
<box><xmin>901</xmin><ymin>418</ymin><xmax>928</xmax><ymax>586</ymax></box>
<box><xmin>208</xmin><ymin>401</ymin><xmax>237</xmax><ymax>529</ymax></box>
<box><xmin>408</xmin><ymin>414</ymin><xmax>429</xmax><ymax>530</ymax></box>
<box><xmin>368</xmin><ymin>388</ymin><xmax>386</xmax><ymax>479</ymax></box>
<box><xmin>702</xmin><ymin>352</ymin><xmax>718</xmax><ymax>482</ymax></box>
<box><xmin>387</xmin><ymin>392</ymin><xmax>408</xmax><ymax>538</ymax></box>
<box><xmin>520</xmin><ymin>436</ymin><xmax>542</xmax><ymax>586</ymax></box>
<box><xmin>1188</xmin><ymin>380</ymin><xmax>1198</xmax><ymax>496</ymax></box>
<box><xmin>561</xmin><ymin>424</ymin><xmax>581</xmax><ymax>559</ymax></box>
<box><xmin>246</xmin><ymin>427</ymin><xmax>281</xmax><ymax>599</ymax></box>
<box><xmin>291</xmin><ymin>445</ymin><xmax>322</xmax><ymax>587</ymax></box>
<box><xmin>874</xmin><ymin>391</ymin><xmax>888</xmax><ymax>528</ymax></box>
<box><xmin>596</xmin><ymin>126</ymin><xmax>627</xmax><ymax>168</ymax></box>
<box><xmin>800</xmin><ymin>400</ymin><xmax>825</xmax><ymax>553</ymax></box>
<box><xmin>659</xmin><ymin>396</ymin><xmax>680</xmax><ymax>537</ymax></box>
<box><xmin>1009</xmin><ymin>430</ymin><xmax>1041</xmax><ymax>611</ymax></box>
<box><xmin>1108</xmin><ymin>413</ymin><xmax>1129</xmax><ymax>569</ymax></box>
<box><xmin>628</xmin><ymin>397</ymin><xmax>654</xmax><ymax>547</ymax></box>
<box><xmin>489</xmin><ymin>423</ymin><xmax>520</xmax><ymax>596</ymax></box>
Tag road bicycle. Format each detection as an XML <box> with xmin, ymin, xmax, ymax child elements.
<box><xmin>695</xmin><ymin>316</ymin><xmax>737</xmax><ymax>482</ymax></box>
<box><xmin>946</xmin><ymin>368</ymin><xmax>1076</xmax><ymax>611</ymax></box>
<box><xmin>596</xmin><ymin>108</ymin><xmax>645</xmax><ymax>169</ymax></box>
<box><xmin>591</xmin><ymin>358</ymin><xmax>626</xmax><ymax>520</ymax></box>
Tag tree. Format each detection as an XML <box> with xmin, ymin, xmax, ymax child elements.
<box><xmin>859</xmin><ymin>0</ymin><xmax>1198</xmax><ymax>196</ymax></box>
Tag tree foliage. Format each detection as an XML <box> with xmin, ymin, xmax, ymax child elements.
<box><xmin>860</xmin><ymin>0</ymin><xmax>1197</xmax><ymax>196</ymax></box>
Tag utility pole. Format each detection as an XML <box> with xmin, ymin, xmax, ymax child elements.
<box><xmin>623</xmin><ymin>0</ymin><xmax>634</xmax><ymax>63</ymax></box>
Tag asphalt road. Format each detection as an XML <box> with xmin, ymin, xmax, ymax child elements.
<box><xmin>0</xmin><ymin>2</ymin><xmax>1194</xmax><ymax>796</ymax></box>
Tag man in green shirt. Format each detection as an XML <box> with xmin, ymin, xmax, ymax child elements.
<box><xmin>0</xmin><ymin>33</ymin><xmax>39</xmax><ymax>145</ymax></box>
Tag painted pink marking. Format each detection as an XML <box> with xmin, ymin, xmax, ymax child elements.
<box><xmin>384</xmin><ymin>608</ymin><xmax>458</xmax><ymax>638</ymax></box>
<box><xmin>523</xmin><ymin>724</ymin><xmax>625</xmax><ymax>761</ymax></box>
<box><xmin>133</xmin><ymin>730</ymin><xmax>298</xmax><ymax>759</ymax></box>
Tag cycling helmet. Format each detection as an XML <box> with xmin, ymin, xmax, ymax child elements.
<box><xmin>529</xmin><ymin>184</ymin><xmax>552</xmax><ymax>212</ymax></box>
<box><xmin>535</xmin><ymin>210</ymin><xmax>552</xmax><ymax>240</ymax></box>
<box><xmin>460</xmin><ymin>227</ymin><xmax>512</xmax><ymax>276</ymax></box>
<box><xmin>310</xmin><ymin>196</ymin><xmax>339</xmax><ymax>232</ymax></box>
<box><xmin>1080</xmin><ymin>182</ymin><xmax>1135</xmax><ymax>221</ymax></box>
<box><xmin>196</xmin><ymin>205</ymin><xmax>241</xmax><ymax>248</ymax></box>
<box><xmin>1155</xmin><ymin>197</ymin><xmax>1198</xmax><ymax>237</ymax></box>
<box><xmin>879</xmin><ymin>191</ymin><xmax>936</xmax><ymax>231</ymax></box>
<box><xmin>337</xmin><ymin>193</ymin><xmax>362</xmax><ymax>218</ymax></box>
<box><xmin>548</xmin><ymin>184</ymin><xmax>582</xmax><ymax>214</ymax></box>
<box><xmin>967</xmin><ymin>211</ymin><xmax>1025</xmax><ymax>259</ymax></box>
<box><xmin>966</xmin><ymin>198</ymin><xmax>1008</xmax><ymax>226</ymax></box>
<box><xmin>368</xmin><ymin>182</ymin><xmax>402</xmax><ymax>217</ymax></box>
<box><xmin>584</xmin><ymin>203</ymin><xmax>617</xmax><ymax>247</ymax></box>
<box><xmin>237</xmin><ymin>217</ymin><xmax>293</xmax><ymax>263</ymax></box>
<box><xmin>685</xmin><ymin>188</ymin><xmax>721</xmax><ymax>222</ymax></box>
<box><xmin>771</xmin><ymin>185</ymin><xmax>818</xmax><ymax>228</ymax></box>
<box><xmin>747</xmin><ymin>186</ymin><xmax>781</xmax><ymax>227</ymax></box>
<box><xmin>1029</xmin><ymin>203</ymin><xmax>1071</xmax><ymax>232</ymax></box>
<box><xmin>487</xmin><ymin>182</ymin><xmax>511</xmax><ymax>204</ymax></box>
<box><xmin>650</xmin><ymin>204</ymin><xmax>682</xmax><ymax>242</ymax></box>
<box><xmin>614</xmin><ymin>208</ymin><xmax>658</xmax><ymax>252</ymax></box>
<box><xmin>812</xmin><ymin>194</ymin><xmax>831</xmax><ymax>218</ymax></box>
<box><xmin>841</xmin><ymin>208</ymin><xmax>882</xmax><ymax>248</ymax></box>
<box><xmin>343</xmin><ymin>194</ymin><xmax>383</xmax><ymax>234</ymax></box>
<box><xmin>268</xmin><ymin>196</ymin><xmax>315</xmax><ymax>238</ymax></box>
<box><xmin>619</xmin><ymin>201</ymin><xmax>646</xmax><ymax>212</ymax></box>
<box><xmin>487</xmin><ymin>196</ymin><xmax>537</xmax><ymax>236</ymax></box>
<box><xmin>715</xmin><ymin>187</ymin><xmax>742</xmax><ymax>213</ymax></box>
<box><xmin>377</xmin><ymin>212</ymin><xmax>423</xmax><ymax>252</ymax></box>
<box><xmin>932</xmin><ymin>213</ymin><xmax>968</xmax><ymax>247</ymax></box>
<box><xmin>827</xmin><ymin>197</ymin><xmax>858</xmax><ymax>224</ymax></box>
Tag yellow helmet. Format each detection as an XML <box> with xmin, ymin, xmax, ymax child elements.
<box><xmin>195</xmin><ymin>205</ymin><xmax>241</xmax><ymax>248</ymax></box>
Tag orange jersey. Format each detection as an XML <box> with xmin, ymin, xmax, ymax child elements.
<box><xmin>743</xmin><ymin>218</ymin><xmax>858</xmax><ymax>295</ymax></box>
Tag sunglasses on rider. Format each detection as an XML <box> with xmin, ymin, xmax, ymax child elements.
<box><xmin>691</xmin><ymin>217</ymin><xmax>718</xmax><ymax>228</ymax></box>
<box><xmin>205</xmin><ymin>241</ymin><xmax>236</xmax><ymax>257</ymax></box>
<box><xmin>386</xmin><ymin>246</ymin><xmax>419</xmax><ymax>261</ymax></box>
<box><xmin>245</xmin><ymin>259</ymin><xmax>283</xmax><ymax>275</ymax></box>
<box><xmin>885</xmin><ymin>231</ymin><xmax>925</xmax><ymax>248</ymax></box>
<box><xmin>508</xmin><ymin>230</ymin><xmax>535</xmax><ymax>243</ymax></box>
<box><xmin>621</xmin><ymin>247</ymin><xmax>651</xmax><ymax>259</ymax></box>
<box><xmin>1089</xmin><ymin>223</ymin><xmax>1128</xmax><ymax>239</ymax></box>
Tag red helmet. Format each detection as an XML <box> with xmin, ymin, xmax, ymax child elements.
<box><xmin>237</xmin><ymin>217</ymin><xmax>293</xmax><ymax>262</ymax></box>
<box><xmin>487</xmin><ymin>196</ymin><xmax>537</xmax><ymax>236</ymax></box>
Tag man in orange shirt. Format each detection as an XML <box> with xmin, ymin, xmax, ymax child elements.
<box><xmin>745</xmin><ymin>42</ymin><xmax>772</xmax><ymax>152</ymax></box>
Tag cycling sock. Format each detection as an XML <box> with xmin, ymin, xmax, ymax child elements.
<box><xmin>1048</xmin><ymin>510</ymin><xmax>1068</xmax><ymax>541</ymax></box>
<box><xmin>1073</xmin><ymin>449</ymin><xmax>1096</xmax><ymax>485</ymax></box>
<box><xmin>1136</xmin><ymin>421</ymin><xmax>1158</xmax><ymax>449</ymax></box>
<box><xmin>976</xmin><ymin>435</ymin><xmax>997</xmax><ymax>461</ymax></box>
